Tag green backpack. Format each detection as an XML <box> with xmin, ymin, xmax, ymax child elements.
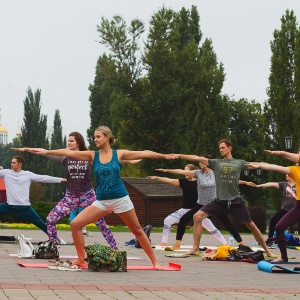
<box><xmin>84</xmin><ymin>244</ymin><xmax>127</xmax><ymax>272</ymax></box>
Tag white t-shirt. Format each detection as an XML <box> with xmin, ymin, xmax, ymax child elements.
<box><xmin>0</xmin><ymin>169</ymin><xmax>61</xmax><ymax>205</ymax></box>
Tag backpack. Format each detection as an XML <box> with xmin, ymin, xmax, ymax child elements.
<box><xmin>34</xmin><ymin>241</ymin><xmax>59</xmax><ymax>259</ymax></box>
<box><xmin>84</xmin><ymin>244</ymin><xmax>127</xmax><ymax>272</ymax></box>
<box><xmin>16</xmin><ymin>235</ymin><xmax>34</xmax><ymax>258</ymax></box>
<box><xmin>134</xmin><ymin>225</ymin><xmax>152</xmax><ymax>248</ymax></box>
<box><xmin>228</xmin><ymin>244</ymin><xmax>265</xmax><ymax>263</ymax></box>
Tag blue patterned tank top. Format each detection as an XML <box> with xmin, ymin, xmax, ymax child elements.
<box><xmin>93</xmin><ymin>149</ymin><xmax>128</xmax><ymax>200</ymax></box>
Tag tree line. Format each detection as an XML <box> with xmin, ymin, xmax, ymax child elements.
<box><xmin>0</xmin><ymin>7</ymin><xmax>300</xmax><ymax>211</ymax></box>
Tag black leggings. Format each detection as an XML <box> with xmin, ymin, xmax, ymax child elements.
<box><xmin>176</xmin><ymin>204</ymin><xmax>243</xmax><ymax>243</ymax></box>
<box><xmin>275</xmin><ymin>201</ymin><xmax>300</xmax><ymax>262</ymax></box>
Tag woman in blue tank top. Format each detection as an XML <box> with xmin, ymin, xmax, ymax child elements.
<box><xmin>34</xmin><ymin>126</ymin><xmax>168</xmax><ymax>269</ymax></box>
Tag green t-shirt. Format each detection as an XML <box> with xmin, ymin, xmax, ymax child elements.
<box><xmin>208</xmin><ymin>158</ymin><xmax>248</xmax><ymax>201</ymax></box>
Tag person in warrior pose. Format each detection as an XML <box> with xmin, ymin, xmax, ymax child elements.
<box><xmin>31</xmin><ymin>126</ymin><xmax>170</xmax><ymax>269</ymax></box>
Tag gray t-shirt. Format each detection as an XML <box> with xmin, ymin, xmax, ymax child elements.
<box><xmin>208</xmin><ymin>158</ymin><xmax>248</xmax><ymax>201</ymax></box>
<box><xmin>278</xmin><ymin>182</ymin><xmax>296</xmax><ymax>211</ymax></box>
<box><xmin>194</xmin><ymin>169</ymin><xmax>216</xmax><ymax>205</ymax></box>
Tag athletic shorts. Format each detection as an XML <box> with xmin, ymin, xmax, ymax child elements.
<box><xmin>91</xmin><ymin>195</ymin><xmax>134</xmax><ymax>214</ymax></box>
<box><xmin>200</xmin><ymin>197</ymin><xmax>252</xmax><ymax>224</ymax></box>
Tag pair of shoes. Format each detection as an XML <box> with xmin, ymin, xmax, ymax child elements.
<box><xmin>48</xmin><ymin>258</ymin><xmax>64</xmax><ymax>270</ymax></box>
<box><xmin>125</xmin><ymin>239</ymin><xmax>135</xmax><ymax>246</ymax></box>
<box><xmin>57</xmin><ymin>237</ymin><xmax>67</xmax><ymax>245</ymax></box>
<box><xmin>57</xmin><ymin>260</ymin><xmax>83</xmax><ymax>271</ymax></box>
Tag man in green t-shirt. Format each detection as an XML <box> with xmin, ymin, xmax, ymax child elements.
<box><xmin>169</xmin><ymin>139</ymin><xmax>276</xmax><ymax>258</ymax></box>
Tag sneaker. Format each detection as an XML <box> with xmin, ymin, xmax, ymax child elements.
<box><xmin>125</xmin><ymin>239</ymin><xmax>135</xmax><ymax>246</ymax></box>
<box><xmin>57</xmin><ymin>237</ymin><xmax>67</xmax><ymax>245</ymax></box>
<box><xmin>82</xmin><ymin>231</ymin><xmax>89</xmax><ymax>236</ymax></box>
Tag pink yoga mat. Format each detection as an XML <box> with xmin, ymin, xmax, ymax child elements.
<box><xmin>17</xmin><ymin>261</ymin><xmax>181</xmax><ymax>271</ymax></box>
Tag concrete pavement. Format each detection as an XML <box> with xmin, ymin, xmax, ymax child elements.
<box><xmin>0</xmin><ymin>228</ymin><xmax>300</xmax><ymax>299</ymax></box>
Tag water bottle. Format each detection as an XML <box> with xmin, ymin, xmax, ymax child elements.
<box><xmin>228</xmin><ymin>234</ymin><xmax>235</xmax><ymax>246</ymax></box>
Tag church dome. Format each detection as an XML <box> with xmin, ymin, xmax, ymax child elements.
<box><xmin>0</xmin><ymin>125</ymin><xmax>7</xmax><ymax>133</ymax></box>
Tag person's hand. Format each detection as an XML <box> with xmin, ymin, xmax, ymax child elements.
<box><xmin>147</xmin><ymin>176</ymin><xmax>157</xmax><ymax>180</ymax></box>
<box><xmin>246</xmin><ymin>162</ymin><xmax>259</xmax><ymax>169</ymax></box>
<box><xmin>246</xmin><ymin>181</ymin><xmax>256</xmax><ymax>187</ymax></box>
<box><xmin>61</xmin><ymin>178</ymin><xmax>67</xmax><ymax>182</ymax></box>
<box><xmin>264</xmin><ymin>150</ymin><xmax>281</xmax><ymax>156</ymax></box>
<box><xmin>31</xmin><ymin>148</ymin><xmax>48</xmax><ymax>155</ymax></box>
<box><xmin>155</xmin><ymin>168</ymin><xmax>166</xmax><ymax>172</ymax></box>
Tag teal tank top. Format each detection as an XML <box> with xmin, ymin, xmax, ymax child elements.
<box><xmin>93</xmin><ymin>149</ymin><xmax>128</xmax><ymax>200</ymax></box>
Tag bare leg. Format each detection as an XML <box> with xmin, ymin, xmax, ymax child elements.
<box><xmin>70</xmin><ymin>205</ymin><xmax>109</xmax><ymax>266</ymax></box>
<box><xmin>171</xmin><ymin>240</ymin><xmax>181</xmax><ymax>250</ymax></box>
<box><xmin>118</xmin><ymin>208</ymin><xmax>162</xmax><ymax>269</ymax></box>
<box><xmin>245</xmin><ymin>221</ymin><xmax>277</xmax><ymax>258</ymax></box>
<box><xmin>185</xmin><ymin>210</ymin><xmax>208</xmax><ymax>255</ymax></box>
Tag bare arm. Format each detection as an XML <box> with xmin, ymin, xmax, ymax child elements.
<box><xmin>177</xmin><ymin>154</ymin><xmax>209</xmax><ymax>165</ymax></box>
<box><xmin>147</xmin><ymin>176</ymin><xmax>180</xmax><ymax>187</ymax></box>
<box><xmin>247</xmin><ymin>162</ymin><xmax>291</xmax><ymax>175</ymax></box>
<box><xmin>264</xmin><ymin>150</ymin><xmax>300</xmax><ymax>164</ymax></box>
<box><xmin>118</xmin><ymin>150</ymin><xmax>166</xmax><ymax>160</ymax></box>
<box><xmin>12</xmin><ymin>147</ymin><xmax>64</xmax><ymax>163</ymax></box>
<box><xmin>255</xmin><ymin>182</ymin><xmax>279</xmax><ymax>189</ymax></box>
<box><xmin>120</xmin><ymin>159</ymin><xmax>142</xmax><ymax>164</ymax></box>
<box><xmin>155</xmin><ymin>168</ymin><xmax>195</xmax><ymax>177</ymax></box>
<box><xmin>32</xmin><ymin>149</ymin><xmax>94</xmax><ymax>164</ymax></box>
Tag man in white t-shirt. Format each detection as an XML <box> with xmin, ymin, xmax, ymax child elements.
<box><xmin>0</xmin><ymin>156</ymin><xmax>66</xmax><ymax>235</ymax></box>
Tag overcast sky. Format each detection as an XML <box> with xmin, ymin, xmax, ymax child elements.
<box><xmin>1</xmin><ymin>0</ymin><xmax>300</xmax><ymax>144</ymax></box>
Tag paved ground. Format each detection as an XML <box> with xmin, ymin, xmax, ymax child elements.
<box><xmin>0</xmin><ymin>228</ymin><xmax>300</xmax><ymax>299</ymax></box>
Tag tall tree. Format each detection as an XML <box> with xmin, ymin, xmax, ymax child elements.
<box><xmin>87</xmin><ymin>54</ymin><xmax>118</xmax><ymax>147</ymax></box>
<box><xmin>20</xmin><ymin>87</ymin><xmax>49</xmax><ymax>173</ymax></box>
<box><xmin>47</xmin><ymin>110</ymin><xmax>65</xmax><ymax>202</ymax></box>
<box><xmin>264</xmin><ymin>10</ymin><xmax>300</xmax><ymax>209</ymax></box>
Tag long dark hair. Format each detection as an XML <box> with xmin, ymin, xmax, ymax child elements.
<box><xmin>69</xmin><ymin>132</ymin><xmax>88</xmax><ymax>151</ymax></box>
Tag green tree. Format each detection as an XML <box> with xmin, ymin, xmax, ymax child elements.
<box><xmin>264</xmin><ymin>10</ymin><xmax>300</xmax><ymax>209</ymax></box>
<box><xmin>20</xmin><ymin>87</ymin><xmax>49</xmax><ymax>173</ymax></box>
<box><xmin>47</xmin><ymin>109</ymin><xmax>66</xmax><ymax>202</ymax></box>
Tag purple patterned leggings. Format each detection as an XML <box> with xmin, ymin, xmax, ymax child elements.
<box><xmin>46</xmin><ymin>189</ymin><xmax>118</xmax><ymax>249</ymax></box>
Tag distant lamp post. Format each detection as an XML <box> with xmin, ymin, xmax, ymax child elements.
<box><xmin>284</xmin><ymin>135</ymin><xmax>293</xmax><ymax>151</ymax></box>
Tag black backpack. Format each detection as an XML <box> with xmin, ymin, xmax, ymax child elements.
<box><xmin>34</xmin><ymin>241</ymin><xmax>59</xmax><ymax>259</ymax></box>
<box><xmin>134</xmin><ymin>225</ymin><xmax>152</xmax><ymax>248</ymax></box>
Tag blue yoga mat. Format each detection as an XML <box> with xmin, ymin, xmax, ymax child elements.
<box><xmin>257</xmin><ymin>261</ymin><xmax>300</xmax><ymax>273</ymax></box>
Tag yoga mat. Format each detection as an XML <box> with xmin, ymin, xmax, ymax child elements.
<box><xmin>287</xmin><ymin>245</ymin><xmax>300</xmax><ymax>250</ymax></box>
<box><xmin>10</xmin><ymin>254</ymin><xmax>142</xmax><ymax>260</ymax></box>
<box><xmin>17</xmin><ymin>261</ymin><xmax>181</xmax><ymax>271</ymax></box>
<box><xmin>154</xmin><ymin>245</ymin><xmax>217</xmax><ymax>251</ymax></box>
<box><xmin>164</xmin><ymin>253</ymin><xmax>190</xmax><ymax>258</ymax></box>
<box><xmin>257</xmin><ymin>261</ymin><xmax>300</xmax><ymax>273</ymax></box>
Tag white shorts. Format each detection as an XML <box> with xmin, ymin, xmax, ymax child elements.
<box><xmin>92</xmin><ymin>195</ymin><xmax>134</xmax><ymax>214</ymax></box>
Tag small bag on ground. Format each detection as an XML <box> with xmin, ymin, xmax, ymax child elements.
<box><xmin>84</xmin><ymin>244</ymin><xmax>127</xmax><ymax>272</ymax></box>
<box><xmin>228</xmin><ymin>244</ymin><xmax>264</xmax><ymax>262</ymax></box>
<box><xmin>16</xmin><ymin>234</ymin><xmax>34</xmax><ymax>258</ymax></box>
<box><xmin>134</xmin><ymin>224</ymin><xmax>152</xmax><ymax>248</ymax></box>
<box><xmin>34</xmin><ymin>241</ymin><xmax>59</xmax><ymax>259</ymax></box>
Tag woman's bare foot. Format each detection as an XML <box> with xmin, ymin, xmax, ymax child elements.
<box><xmin>171</xmin><ymin>245</ymin><xmax>181</xmax><ymax>250</ymax></box>
<box><xmin>271</xmin><ymin>257</ymin><xmax>286</xmax><ymax>263</ymax></box>
<box><xmin>153</xmin><ymin>262</ymin><xmax>163</xmax><ymax>270</ymax></box>
<box><xmin>72</xmin><ymin>259</ymin><xmax>87</xmax><ymax>267</ymax></box>
<box><xmin>156</xmin><ymin>242</ymin><xmax>167</xmax><ymax>247</ymax></box>
<box><xmin>185</xmin><ymin>249</ymin><xmax>200</xmax><ymax>255</ymax></box>
<box><xmin>266</xmin><ymin>251</ymin><xmax>278</xmax><ymax>258</ymax></box>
